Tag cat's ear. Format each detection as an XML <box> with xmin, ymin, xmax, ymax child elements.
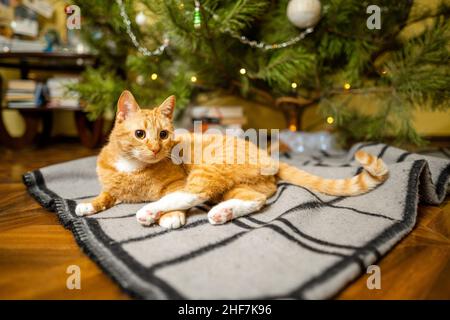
<box><xmin>116</xmin><ymin>90</ymin><xmax>140</xmax><ymax>122</ymax></box>
<box><xmin>157</xmin><ymin>95</ymin><xmax>175</xmax><ymax>119</ymax></box>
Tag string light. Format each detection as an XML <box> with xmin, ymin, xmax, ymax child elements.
<box><xmin>326</xmin><ymin>116</ymin><xmax>334</xmax><ymax>124</ymax></box>
<box><xmin>344</xmin><ymin>83</ymin><xmax>351</xmax><ymax>90</ymax></box>
<box><xmin>239</xmin><ymin>68</ymin><xmax>247</xmax><ymax>75</ymax></box>
<box><xmin>151</xmin><ymin>73</ymin><xmax>158</xmax><ymax>80</ymax></box>
<box><xmin>291</xmin><ymin>82</ymin><xmax>298</xmax><ymax>89</ymax></box>
<box><xmin>190</xmin><ymin>76</ymin><xmax>197</xmax><ymax>83</ymax></box>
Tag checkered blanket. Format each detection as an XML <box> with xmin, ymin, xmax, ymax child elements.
<box><xmin>23</xmin><ymin>143</ymin><xmax>450</xmax><ymax>299</ymax></box>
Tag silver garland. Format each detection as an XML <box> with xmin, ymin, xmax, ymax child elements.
<box><xmin>224</xmin><ymin>27</ymin><xmax>314</xmax><ymax>50</ymax></box>
<box><xmin>116</xmin><ymin>0</ymin><xmax>169</xmax><ymax>56</ymax></box>
<box><xmin>201</xmin><ymin>5</ymin><xmax>315</xmax><ymax>50</ymax></box>
<box><xmin>116</xmin><ymin>0</ymin><xmax>314</xmax><ymax>56</ymax></box>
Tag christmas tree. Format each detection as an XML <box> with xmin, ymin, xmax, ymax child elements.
<box><xmin>71</xmin><ymin>0</ymin><xmax>449</xmax><ymax>146</ymax></box>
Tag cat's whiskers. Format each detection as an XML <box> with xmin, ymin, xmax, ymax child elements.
<box><xmin>163</xmin><ymin>152</ymin><xmax>174</xmax><ymax>162</ymax></box>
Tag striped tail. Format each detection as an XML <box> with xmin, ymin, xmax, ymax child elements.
<box><xmin>276</xmin><ymin>151</ymin><xmax>389</xmax><ymax>196</ymax></box>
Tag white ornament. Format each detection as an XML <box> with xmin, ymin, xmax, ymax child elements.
<box><xmin>286</xmin><ymin>0</ymin><xmax>322</xmax><ymax>29</ymax></box>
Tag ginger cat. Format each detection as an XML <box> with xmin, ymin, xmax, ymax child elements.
<box><xmin>75</xmin><ymin>91</ymin><xmax>389</xmax><ymax>229</ymax></box>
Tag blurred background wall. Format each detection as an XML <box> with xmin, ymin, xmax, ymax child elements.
<box><xmin>1</xmin><ymin>0</ymin><xmax>448</xmax><ymax>138</ymax></box>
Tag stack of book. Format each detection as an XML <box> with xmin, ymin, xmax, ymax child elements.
<box><xmin>46</xmin><ymin>77</ymin><xmax>80</xmax><ymax>109</ymax></box>
<box><xmin>190</xmin><ymin>106</ymin><xmax>247</xmax><ymax>133</ymax></box>
<box><xmin>0</xmin><ymin>35</ymin><xmax>46</xmax><ymax>52</ymax></box>
<box><xmin>5</xmin><ymin>80</ymin><xmax>42</xmax><ymax>108</ymax></box>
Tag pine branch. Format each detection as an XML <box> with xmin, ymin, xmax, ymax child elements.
<box><xmin>213</xmin><ymin>0</ymin><xmax>269</xmax><ymax>33</ymax></box>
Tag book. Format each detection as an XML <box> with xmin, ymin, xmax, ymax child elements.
<box><xmin>0</xmin><ymin>35</ymin><xmax>46</xmax><ymax>52</ymax></box>
<box><xmin>5</xmin><ymin>79</ymin><xmax>48</xmax><ymax>108</ymax></box>
<box><xmin>12</xmin><ymin>4</ymin><xmax>39</xmax><ymax>37</ymax></box>
<box><xmin>6</xmin><ymin>79</ymin><xmax>37</xmax><ymax>108</ymax></box>
<box><xmin>219</xmin><ymin>116</ymin><xmax>247</xmax><ymax>126</ymax></box>
<box><xmin>190</xmin><ymin>105</ymin><xmax>246</xmax><ymax>133</ymax></box>
<box><xmin>5</xmin><ymin>93</ymin><xmax>35</xmax><ymax>100</ymax></box>
<box><xmin>23</xmin><ymin>0</ymin><xmax>54</xmax><ymax>19</ymax></box>
<box><xmin>191</xmin><ymin>106</ymin><xmax>244</xmax><ymax>119</ymax></box>
<box><xmin>46</xmin><ymin>77</ymin><xmax>80</xmax><ymax>108</ymax></box>
<box><xmin>7</xmin><ymin>80</ymin><xmax>36</xmax><ymax>91</ymax></box>
<box><xmin>7</xmin><ymin>101</ymin><xmax>36</xmax><ymax>108</ymax></box>
<box><xmin>34</xmin><ymin>82</ymin><xmax>47</xmax><ymax>106</ymax></box>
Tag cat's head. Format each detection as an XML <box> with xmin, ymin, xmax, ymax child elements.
<box><xmin>110</xmin><ymin>90</ymin><xmax>176</xmax><ymax>164</ymax></box>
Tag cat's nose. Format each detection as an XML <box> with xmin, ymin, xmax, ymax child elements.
<box><xmin>149</xmin><ymin>146</ymin><xmax>160</xmax><ymax>155</ymax></box>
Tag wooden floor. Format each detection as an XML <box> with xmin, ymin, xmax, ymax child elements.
<box><xmin>0</xmin><ymin>143</ymin><xmax>448</xmax><ymax>299</ymax></box>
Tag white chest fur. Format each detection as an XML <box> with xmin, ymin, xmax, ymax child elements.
<box><xmin>114</xmin><ymin>156</ymin><xmax>144</xmax><ymax>173</ymax></box>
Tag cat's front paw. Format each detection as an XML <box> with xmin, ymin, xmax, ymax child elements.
<box><xmin>158</xmin><ymin>211</ymin><xmax>186</xmax><ymax>229</ymax></box>
<box><xmin>75</xmin><ymin>203</ymin><xmax>96</xmax><ymax>216</ymax></box>
<box><xmin>136</xmin><ymin>203</ymin><xmax>164</xmax><ymax>226</ymax></box>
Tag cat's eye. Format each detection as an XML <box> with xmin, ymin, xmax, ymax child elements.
<box><xmin>159</xmin><ymin>130</ymin><xmax>169</xmax><ymax>140</ymax></box>
<box><xmin>135</xmin><ymin>130</ymin><xmax>146</xmax><ymax>139</ymax></box>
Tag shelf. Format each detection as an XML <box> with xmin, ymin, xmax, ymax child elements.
<box><xmin>2</xmin><ymin>105</ymin><xmax>83</xmax><ymax>112</ymax></box>
<box><xmin>0</xmin><ymin>52</ymin><xmax>95</xmax><ymax>59</ymax></box>
<box><xmin>0</xmin><ymin>51</ymin><xmax>103</xmax><ymax>149</ymax></box>
<box><xmin>0</xmin><ymin>51</ymin><xmax>97</xmax><ymax>75</ymax></box>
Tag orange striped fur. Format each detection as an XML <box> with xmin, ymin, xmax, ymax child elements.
<box><xmin>76</xmin><ymin>91</ymin><xmax>388</xmax><ymax>226</ymax></box>
<box><xmin>277</xmin><ymin>150</ymin><xmax>388</xmax><ymax>196</ymax></box>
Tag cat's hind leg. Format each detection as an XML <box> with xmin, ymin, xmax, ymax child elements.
<box><xmin>136</xmin><ymin>191</ymin><xmax>206</xmax><ymax>226</ymax></box>
<box><xmin>158</xmin><ymin>210</ymin><xmax>186</xmax><ymax>229</ymax></box>
<box><xmin>136</xmin><ymin>168</ymin><xmax>229</xmax><ymax>226</ymax></box>
<box><xmin>75</xmin><ymin>191</ymin><xmax>116</xmax><ymax>216</ymax></box>
<box><xmin>208</xmin><ymin>186</ymin><xmax>269</xmax><ymax>225</ymax></box>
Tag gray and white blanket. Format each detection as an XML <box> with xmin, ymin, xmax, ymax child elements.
<box><xmin>23</xmin><ymin>143</ymin><xmax>450</xmax><ymax>299</ymax></box>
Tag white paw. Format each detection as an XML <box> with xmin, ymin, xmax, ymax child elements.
<box><xmin>208</xmin><ymin>206</ymin><xmax>234</xmax><ymax>225</ymax></box>
<box><xmin>75</xmin><ymin>203</ymin><xmax>95</xmax><ymax>216</ymax></box>
<box><xmin>207</xmin><ymin>199</ymin><xmax>263</xmax><ymax>225</ymax></box>
<box><xmin>136</xmin><ymin>203</ymin><xmax>164</xmax><ymax>226</ymax></box>
<box><xmin>158</xmin><ymin>212</ymin><xmax>186</xmax><ymax>229</ymax></box>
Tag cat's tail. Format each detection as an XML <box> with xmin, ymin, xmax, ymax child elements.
<box><xmin>276</xmin><ymin>150</ymin><xmax>388</xmax><ymax>196</ymax></box>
